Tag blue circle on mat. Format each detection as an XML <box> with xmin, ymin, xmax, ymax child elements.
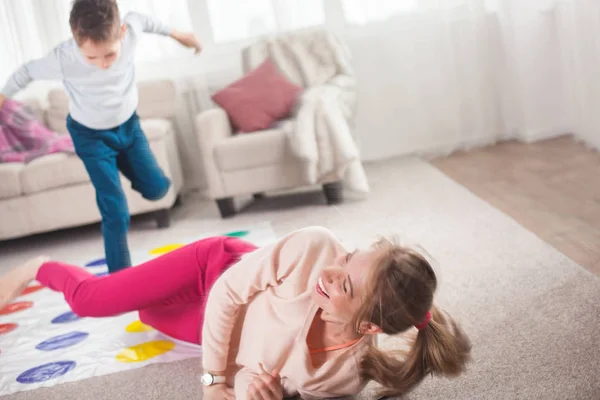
<box><xmin>17</xmin><ymin>361</ymin><xmax>76</xmax><ymax>384</ymax></box>
<box><xmin>36</xmin><ymin>331</ymin><xmax>89</xmax><ymax>351</ymax></box>
<box><xmin>85</xmin><ymin>258</ymin><xmax>106</xmax><ymax>267</ymax></box>
<box><xmin>51</xmin><ymin>311</ymin><xmax>81</xmax><ymax>324</ymax></box>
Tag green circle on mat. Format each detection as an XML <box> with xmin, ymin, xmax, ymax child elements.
<box><xmin>224</xmin><ymin>230</ymin><xmax>249</xmax><ymax>237</ymax></box>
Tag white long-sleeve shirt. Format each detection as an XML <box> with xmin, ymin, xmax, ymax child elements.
<box><xmin>0</xmin><ymin>12</ymin><xmax>171</xmax><ymax>130</ymax></box>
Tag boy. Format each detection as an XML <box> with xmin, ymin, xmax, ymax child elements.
<box><xmin>0</xmin><ymin>0</ymin><xmax>202</xmax><ymax>273</ymax></box>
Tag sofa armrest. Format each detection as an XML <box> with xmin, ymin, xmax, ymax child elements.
<box><xmin>195</xmin><ymin>107</ymin><xmax>233</xmax><ymax>145</ymax></box>
<box><xmin>195</xmin><ymin>107</ymin><xmax>233</xmax><ymax>198</ymax></box>
<box><xmin>137</xmin><ymin>80</ymin><xmax>177</xmax><ymax>120</ymax></box>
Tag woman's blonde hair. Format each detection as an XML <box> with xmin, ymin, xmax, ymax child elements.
<box><xmin>354</xmin><ymin>238</ymin><xmax>471</xmax><ymax>398</ymax></box>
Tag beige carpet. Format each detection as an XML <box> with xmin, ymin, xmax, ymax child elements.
<box><xmin>1</xmin><ymin>158</ymin><xmax>598</xmax><ymax>400</ymax></box>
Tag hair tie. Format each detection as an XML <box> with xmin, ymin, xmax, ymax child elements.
<box><xmin>414</xmin><ymin>311</ymin><xmax>432</xmax><ymax>330</ymax></box>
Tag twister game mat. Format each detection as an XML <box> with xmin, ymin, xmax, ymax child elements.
<box><xmin>0</xmin><ymin>223</ymin><xmax>277</xmax><ymax>396</ymax></box>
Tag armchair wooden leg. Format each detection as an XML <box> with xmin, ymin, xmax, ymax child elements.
<box><xmin>154</xmin><ymin>209</ymin><xmax>171</xmax><ymax>229</ymax></box>
<box><xmin>323</xmin><ymin>181</ymin><xmax>344</xmax><ymax>205</ymax></box>
<box><xmin>216</xmin><ymin>197</ymin><xmax>236</xmax><ymax>218</ymax></box>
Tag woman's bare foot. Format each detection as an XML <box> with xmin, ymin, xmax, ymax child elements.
<box><xmin>0</xmin><ymin>256</ymin><xmax>49</xmax><ymax>309</ymax></box>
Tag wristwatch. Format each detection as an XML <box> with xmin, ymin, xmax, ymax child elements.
<box><xmin>201</xmin><ymin>372</ymin><xmax>226</xmax><ymax>386</ymax></box>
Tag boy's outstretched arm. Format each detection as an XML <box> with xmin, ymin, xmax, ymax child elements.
<box><xmin>0</xmin><ymin>48</ymin><xmax>64</xmax><ymax>103</ymax></box>
<box><xmin>124</xmin><ymin>12</ymin><xmax>202</xmax><ymax>54</ymax></box>
<box><xmin>170</xmin><ymin>30</ymin><xmax>202</xmax><ymax>54</ymax></box>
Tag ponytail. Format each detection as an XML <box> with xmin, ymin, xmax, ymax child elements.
<box><xmin>360</xmin><ymin>306</ymin><xmax>471</xmax><ymax>399</ymax></box>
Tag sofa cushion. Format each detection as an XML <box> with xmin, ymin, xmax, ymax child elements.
<box><xmin>212</xmin><ymin>60</ymin><xmax>302</xmax><ymax>133</ymax></box>
<box><xmin>0</xmin><ymin>163</ymin><xmax>25</xmax><ymax>199</ymax></box>
<box><xmin>45</xmin><ymin>80</ymin><xmax>177</xmax><ymax>134</ymax></box>
<box><xmin>44</xmin><ymin>113</ymin><xmax>169</xmax><ymax>142</ymax></box>
<box><xmin>45</xmin><ymin>89</ymin><xmax>69</xmax><ymax>134</ymax></box>
<box><xmin>21</xmin><ymin>153</ymin><xmax>89</xmax><ymax>195</ymax></box>
<box><xmin>46</xmin><ymin>89</ymin><xmax>174</xmax><ymax>138</ymax></box>
<box><xmin>215</xmin><ymin>127</ymin><xmax>289</xmax><ymax>172</ymax></box>
<box><xmin>141</xmin><ymin>119</ymin><xmax>172</xmax><ymax>142</ymax></box>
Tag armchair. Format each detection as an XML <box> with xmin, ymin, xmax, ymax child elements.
<box><xmin>195</xmin><ymin>29</ymin><xmax>367</xmax><ymax>218</ymax></box>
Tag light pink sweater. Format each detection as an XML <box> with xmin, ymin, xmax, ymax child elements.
<box><xmin>202</xmin><ymin>226</ymin><xmax>370</xmax><ymax>399</ymax></box>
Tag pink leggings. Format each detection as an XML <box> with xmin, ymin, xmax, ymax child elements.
<box><xmin>36</xmin><ymin>236</ymin><xmax>257</xmax><ymax>344</ymax></box>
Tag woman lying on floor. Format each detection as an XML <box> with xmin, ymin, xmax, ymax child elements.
<box><xmin>0</xmin><ymin>226</ymin><xmax>471</xmax><ymax>400</ymax></box>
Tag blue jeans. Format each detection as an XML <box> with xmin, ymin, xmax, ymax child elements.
<box><xmin>67</xmin><ymin>113</ymin><xmax>171</xmax><ymax>273</ymax></box>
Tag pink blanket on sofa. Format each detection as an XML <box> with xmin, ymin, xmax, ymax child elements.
<box><xmin>0</xmin><ymin>98</ymin><xmax>74</xmax><ymax>163</ymax></box>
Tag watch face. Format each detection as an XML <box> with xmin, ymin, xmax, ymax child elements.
<box><xmin>201</xmin><ymin>374</ymin><xmax>214</xmax><ymax>386</ymax></box>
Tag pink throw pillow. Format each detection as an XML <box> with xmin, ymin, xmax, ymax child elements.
<box><xmin>212</xmin><ymin>59</ymin><xmax>302</xmax><ymax>133</ymax></box>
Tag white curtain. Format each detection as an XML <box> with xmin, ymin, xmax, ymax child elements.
<box><xmin>341</xmin><ymin>0</ymin><xmax>504</xmax><ymax>24</ymax></box>
<box><xmin>0</xmin><ymin>1</ymin><xmax>45</xmax><ymax>85</ymax></box>
<box><xmin>554</xmin><ymin>0</ymin><xmax>600</xmax><ymax>149</ymax></box>
<box><xmin>205</xmin><ymin>0</ymin><xmax>325</xmax><ymax>43</ymax></box>
<box><xmin>338</xmin><ymin>0</ymin><xmax>507</xmax><ymax>159</ymax></box>
<box><xmin>338</xmin><ymin>0</ymin><xmax>417</xmax><ymax>25</ymax></box>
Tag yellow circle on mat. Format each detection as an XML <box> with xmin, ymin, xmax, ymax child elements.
<box><xmin>149</xmin><ymin>244</ymin><xmax>184</xmax><ymax>255</ymax></box>
<box><xmin>116</xmin><ymin>340</ymin><xmax>176</xmax><ymax>363</ymax></box>
<box><xmin>125</xmin><ymin>320</ymin><xmax>154</xmax><ymax>333</ymax></box>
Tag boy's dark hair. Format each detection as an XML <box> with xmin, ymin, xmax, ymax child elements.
<box><xmin>69</xmin><ymin>0</ymin><xmax>121</xmax><ymax>44</ymax></box>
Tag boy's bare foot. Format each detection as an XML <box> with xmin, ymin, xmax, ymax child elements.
<box><xmin>0</xmin><ymin>256</ymin><xmax>49</xmax><ymax>309</ymax></box>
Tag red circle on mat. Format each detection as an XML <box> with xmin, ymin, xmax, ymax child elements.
<box><xmin>0</xmin><ymin>301</ymin><xmax>33</xmax><ymax>316</ymax></box>
<box><xmin>0</xmin><ymin>323</ymin><xmax>18</xmax><ymax>335</ymax></box>
<box><xmin>20</xmin><ymin>285</ymin><xmax>44</xmax><ymax>296</ymax></box>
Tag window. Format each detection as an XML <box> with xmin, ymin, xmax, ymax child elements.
<box><xmin>117</xmin><ymin>0</ymin><xmax>194</xmax><ymax>62</ymax></box>
<box><xmin>206</xmin><ymin>0</ymin><xmax>325</xmax><ymax>43</ymax></box>
<box><xmin>272</xmin><ymin>0</ymin><xmax>327</xmax><ymax>33</ymax></box>
<box><xmin>340</xmin><ymin>0</ymin><xmax>418</xmax><ymax>25</ymax></box>
<box><xmin>342</xmin><ymin>0</ymin><xmax>417</xmax><ymax>25</ymax></box>
<box><xmin>341</xmin><ymin>0</ymin><xmax>500</xmax><ymax>25</ymax></box>
<box><xmin>206</xmin><ymin>0</ymin><xmax>277</xmax><ymax>43</ymax></box>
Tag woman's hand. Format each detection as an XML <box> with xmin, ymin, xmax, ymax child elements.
<box><xmin>204</xmin><ymin>383</ymin><xmax>235</xmax><ymax>400</ymax></box>
<box><xmin>247</xmin><ymin>364</ymin><xmax>283</xmax><ymax>400</ymax></box>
